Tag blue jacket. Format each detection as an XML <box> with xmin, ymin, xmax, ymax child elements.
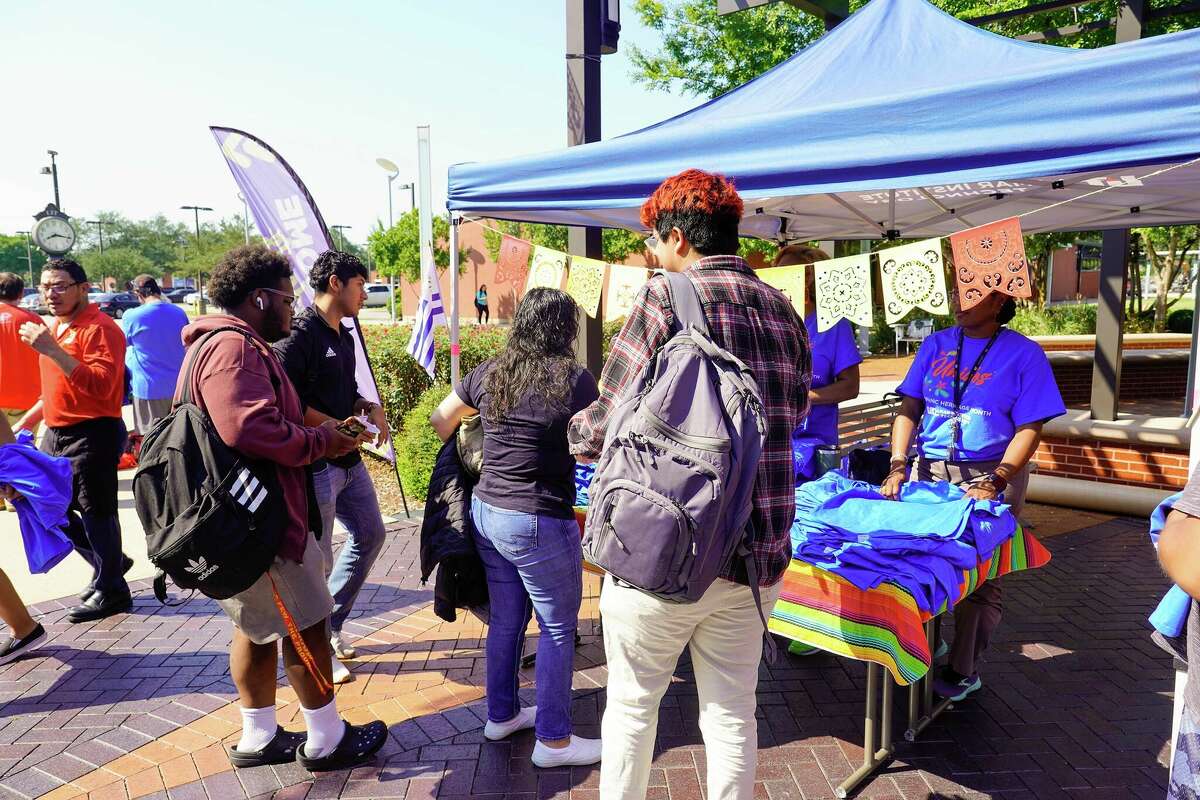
<box><xmin>791</xmin><ymin>472</ymin><xmax>1018</xmax><ymax>613</ymax></box>
<box><xmin>0</xmin><ymin>432</ymin><xmax>74</xmax><ymax>573</ymax></box>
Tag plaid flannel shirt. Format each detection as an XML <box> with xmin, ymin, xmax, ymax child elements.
<box><xmin>568</xmin><ymin>255</ymin><xmax>812</xmax><ymax>586</ymax></box>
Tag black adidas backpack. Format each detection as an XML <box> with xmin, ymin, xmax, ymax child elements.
<box><xmin>133</xmin><ymin>327</ymin><xmax>286</xmax><ymax>601</ymax></box>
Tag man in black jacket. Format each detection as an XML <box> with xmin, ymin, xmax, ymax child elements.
<box><xmin>274</xmin><ymin>251</ymin><xmax>389</xmax><ymax>685</ymax></box>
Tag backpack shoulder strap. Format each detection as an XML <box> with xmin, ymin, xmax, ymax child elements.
<box><xmin>659</xmin><ymin>270</ymin><xmax>710</xmax><ymax>338</ymax></box>
<box><xmin>177</xmin><ymin>326</ymin><xmax>259</xmax><ymax>407</ymax></box>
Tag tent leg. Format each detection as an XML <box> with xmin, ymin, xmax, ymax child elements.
<box><xmin>1090</xmin><ymin>228</ymin><xmax>1130</xmax><ymax>421</ymax></box>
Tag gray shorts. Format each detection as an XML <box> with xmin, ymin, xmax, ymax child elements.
<box><xmin>132</xmin><ymin>397</ymin><xmax>173</xmax><ymax>435</ymax></box>
<box><xmin>217</xmin><ymin>530</ymin><xmax>333</xmax><ymax>644</ymax></box>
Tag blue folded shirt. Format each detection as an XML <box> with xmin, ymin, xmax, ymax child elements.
<box><xmin>790</xmin><ymin>472</ymin><xmax>1019</xmax><ymax>613</ymax></box>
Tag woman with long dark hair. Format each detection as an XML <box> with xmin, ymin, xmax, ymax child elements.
<box><xmin>884</xmin><ymin>288</ymin><xmax>1065</xmax><ymax>702</ymax></box>
<box><xmin>430</xmin><ymin>288</ymin><xmax>601</xmax><ymax>768</ymax></box>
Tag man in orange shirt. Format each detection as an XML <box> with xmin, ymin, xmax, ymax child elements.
<box><xmin>18</xmin><ymin>259</ymin><xmax>132</xmax><ymax>622</ymax></box>
<box><xmin>0</xmin><ymin>273</ymin><xmax>42</xmax><ymax>431</ymax></box>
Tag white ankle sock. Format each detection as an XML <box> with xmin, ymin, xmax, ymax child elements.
<box><xmin>238</xmin><ymin>705</ymin><xmax>277</xmax><ymax>753</ymax></box>
<box><xmin>301</xmin><ymin>698</ymin><xmax>345</xmax><ymax>758</ymax></box>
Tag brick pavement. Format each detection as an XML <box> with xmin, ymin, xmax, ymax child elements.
<box><xmin>0</xmin><ymin>514</ymin><xmax>1175</xmax><ymax>799</ymax></box>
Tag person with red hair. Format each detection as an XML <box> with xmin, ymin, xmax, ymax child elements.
<box><xmin>569</xmin><ymin>169</ymin><xmax>811</xmax><ymax>799</ymax></box>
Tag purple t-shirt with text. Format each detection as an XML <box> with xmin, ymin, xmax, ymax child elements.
<box><xmin>897</xmin><ymin>327</ymin><xmax>1065</xmax><ymax>462</ymax></box>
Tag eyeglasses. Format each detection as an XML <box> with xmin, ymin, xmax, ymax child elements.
<box><xmin>644</xmin><ymin>235</ymin><xmax>659</xmax><ymax>250</ymax></box>
<box><xmin>39</xmin><ymin>281</ymin><xmax>80</xmax><ymax>295</ymax></box>
<box><xmin>260</xmin><ymin>287</ymin><xmax>298</xmax><ymax>309</ymax></box>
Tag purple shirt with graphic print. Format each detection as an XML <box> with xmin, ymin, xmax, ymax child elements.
<box><xmin>897</xmin><ymin>327</ymin><xmax>1065</xmax><ymax>462</ymax></box>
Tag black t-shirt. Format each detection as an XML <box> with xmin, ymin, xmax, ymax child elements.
<box><xmin>455</xmin><ymin>359</ymin><xmax>599</xmax><ymax>519</ymax></box>
<box><xmin>274</xmin><ymin>307</ymin><xmax>361</xmax><ymax>469</ymax></box>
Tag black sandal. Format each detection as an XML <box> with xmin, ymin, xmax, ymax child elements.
<box><xmin>228</xmin><ymin>726</ymin><xmax>307</xmax><ymax>768</ymax></box>
<box><xmin>297</xmin><ymin>720</ymin><xmax>388</xmax><ymax>772</ymax></box>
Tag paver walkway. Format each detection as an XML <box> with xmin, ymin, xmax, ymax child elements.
<box><xmin>0</xmin><ymin>514</ymin><xmax>1174</xmax><ymax>799</ymax></box>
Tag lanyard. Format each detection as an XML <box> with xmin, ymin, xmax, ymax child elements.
<box><xmin>949</xmin><ymin>326</ymin><xmax>1001</xmax><ymax>460</ymax></box>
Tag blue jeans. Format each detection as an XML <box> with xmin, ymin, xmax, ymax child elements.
<box><xmin>470</xmin><ymin>497</ymin><xmax>582</xmax><ymax>741</ymax></box>
<box><xmin>312</xmin><ymin>461</ymin><xmax>388</xmax><ymax>632</ymax></box>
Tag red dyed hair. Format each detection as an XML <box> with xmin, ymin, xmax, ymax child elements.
<box><xmin>640</xmin><ymin>169</ymin><xmax>744</xmax><ymax>234</ymax></box>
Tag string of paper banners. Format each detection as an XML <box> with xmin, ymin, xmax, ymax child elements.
<box><xmin>483</xmin><ymin>215</ymin><xmax>1032</xmax><ymax>331</ymax></box>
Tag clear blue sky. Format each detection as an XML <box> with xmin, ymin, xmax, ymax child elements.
<box><xmin>0</xmin><ymin>2</ymin><xmax>698</xmax><ymax>245</ymax></box>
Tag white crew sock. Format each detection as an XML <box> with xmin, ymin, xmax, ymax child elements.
<box><xmin>301</xmin><ymin>697</ymin><xmax>345</xmax><ymax>758</ymax></box>
<box><xmin>237</xmin><ymin>705</ymin><xmax>277</xmax><ymax>753</ymax></box>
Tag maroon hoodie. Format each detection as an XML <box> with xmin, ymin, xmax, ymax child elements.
<box><xmin>176</xmin><ymin>314</ymin><xmax>331</xmax><ymax>563</ymax></box>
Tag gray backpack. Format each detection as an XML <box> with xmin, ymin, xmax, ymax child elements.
<box><xmin>584</xmin><ymin>271</ymin><xmax>773</xmax><ymax>629</ymax></box>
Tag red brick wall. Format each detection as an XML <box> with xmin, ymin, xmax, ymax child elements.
<box><xmin>1032</xmin><ymin>435</ymin><xmax>1190</xmax><ymax>491</ymax></box>
<box><xmin>1051</xmin><ymin>359</ymin><xmax>1189</xmax><ymax>404</ymax></box>
<box><xmin>1038</xmin><ymin>339</ymin><xmax>1189</xmax><ymax>352</ymax></box>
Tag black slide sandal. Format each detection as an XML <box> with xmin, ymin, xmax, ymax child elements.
<box><xmin>228</xmin><ymin>727</ymin><xmax>307</xmax><ymax>768</ymax></box>
<box><xmin>297</xmin><ymin>720</ymin><xmax>388</xmax><ymax>773</ymax></box>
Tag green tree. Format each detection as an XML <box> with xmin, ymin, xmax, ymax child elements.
<box><xmin>480</xmin><ymin>221</ymin><xmax>647</xmax><ymax>265</ymax></box>
<box><xmin>0</xmin><ymin>234</ymin><xmax>46</xmax><ymax>284</ymax></box>
<box><xmin>368</xmin><ymin>209</ymin><xmax>467</xmax><ymax>284</ymax></box>
<box><xmin>172</xmin><ymin>219</ymin><xmax>258</xmax><ymax>280</ymax></box>
<box><xmin>1135</xmin><ymin>225</ymin><xmax>1199</xmax><ymax>330</ymax></box>
<box><xmin>629</xmin><ymin>1</ymin><xmax>1200</xmax><ymax>99</ymax></box>
<box><xmin>77</xmin><ymin>246</ymin><xmax>156</xmax><ymax>289</ymax></box>
<box><xmin>76</xmin><ymin>213</ymin><xmax>189</xmax><ymax>273</ymax></box>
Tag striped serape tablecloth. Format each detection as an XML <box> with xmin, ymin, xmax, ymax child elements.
<box><xmin>768</xmin><ymin>525</ymin><xmax>1051</xmax><ymax>686</ymax></box>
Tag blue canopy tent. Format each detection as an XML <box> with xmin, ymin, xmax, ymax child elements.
<box><xmin>447</xmin><ymin>0</ymin><xmax>1200</xmax><ymax>240</ymax></box>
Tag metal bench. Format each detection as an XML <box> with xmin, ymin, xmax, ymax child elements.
<box><xmin>892</xmin><ymin>319</ymin><xmax>935</xmax><ymax>356</ymax></box>
<box><xmin>836</xmin><ymin>394</ymin><xmax>902</xmax><ymax>450</ymax></box>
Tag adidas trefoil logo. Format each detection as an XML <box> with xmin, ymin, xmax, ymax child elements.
<box><xmin>184</xmin><ymin>556</ymin><xmax>220</xmax><ymax>581</ymax></box>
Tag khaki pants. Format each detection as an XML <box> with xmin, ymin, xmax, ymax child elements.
<box><xmin>598</xmin><ymin>575</ymin><xmax>782</xmax><ymax>800</ymax></box>
<box><xmin>915</xmin><ymin>458</ymin><xmax>1030</xmax><ymax>678</ymax></box>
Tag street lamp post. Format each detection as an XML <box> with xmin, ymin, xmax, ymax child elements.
<box><xmin>15</xmin><ymin>231</ymin><xmax>33</xmax><ymax>285</ymax></box>
<box><xmin>86</xmin><ymin>220</ymin><xmax>110</xmax><ymax>254</ymax></box>
<box><xmin>40</xmin><ymin>150</ymin><xmax>62</xmax><ymax>211</ymax></box>
<box><xmin>397</xmin><ymin>183</ymin><xmax>415</xmax><ymax>212</ymax></box>
<box><xmin>181</xmin><ymin>205</ymin><xmax>213</xmax><ymax>314</ymax></box>
<box><xmin>331</xmin><ymin>225</ymin><xmax>352</xmax><ymax>252</ymax></box>
<box><xmin>376</xmin><ymin>157</ymin><xmax>401</xmax><ymax>321</ymax></box>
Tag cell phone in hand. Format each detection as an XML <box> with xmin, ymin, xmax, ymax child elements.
<box><xmin>336</xmin><ymin>417</ymin><xmax>367</xmax><ymax>438</ymax></box>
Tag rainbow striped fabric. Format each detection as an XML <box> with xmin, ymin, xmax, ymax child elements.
<box><xmin>768</xmin><ymin>526</ymin><xmax>1051</xmax><ymax>685</ymax></box>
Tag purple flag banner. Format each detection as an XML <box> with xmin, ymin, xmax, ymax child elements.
<box><xmin>210</xmin><ymin>126</ymin><xmax>394</xmax><ymax>462</ymax></box>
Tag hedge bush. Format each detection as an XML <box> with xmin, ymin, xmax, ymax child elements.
<box><xmin>1169</xmin><ymin>308</ymin><xmax>1195</xmax><ymax>334</ymax></box>
<box><xmin>362</xmin><ymin>324</ymin><xmax>508</xmax><ymax>434</ymax></box>
<box><xmin>395</xmin><ymin>383</ymin><xmax>450</xmax><ymax>502</ymax></box>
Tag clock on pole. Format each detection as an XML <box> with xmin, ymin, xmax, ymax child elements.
<box><xmin>31</xmin><ymin>203</ymin><xmax>77</xmax><ymax>256</ymax></box>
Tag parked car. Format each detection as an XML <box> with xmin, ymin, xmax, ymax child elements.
<box><xmin>93</xmin><ymin>292</ymin><xmax>140</xmax><ymax>319</ymax></box>
<box><xmin>163</xmin><ymin>287</ymin><xmax>192</xmax><ymax>303</ymax></box>
<box><xmin>184</xmin><ymin>290</ymin><xmax>209</xmax><ymax>306</ymax></box>
<box><xmin>363</xmin><ymin>283</ymin><xmax>393</xmax><ymax>308</ymax></box>
<box><xmin>20</xmin><ymin>292</ymin><xmax>47</xmax><ymax>315</ymax></box>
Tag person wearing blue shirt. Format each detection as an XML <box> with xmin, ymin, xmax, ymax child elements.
<box><xmin>120</xmin><ymin>275</ymin><xmax>188</xmax><ymax>439</ymax></box>
<box><xmin>884</xmin><ymin>286</ymin><xmax>1065</xmax><ymax>701</ymax></box>
<box><xmin>775</xmin><ymin>246</ymin><xmax>862</xmax><ymax>481</ymax></box>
